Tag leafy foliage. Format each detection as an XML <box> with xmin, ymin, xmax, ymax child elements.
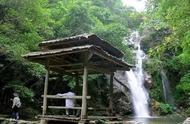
<box><xmin>7</xmin><ymin>81</ymin><xmax>34</xmax><ymax>99</ymax></box>
<box><xmin>142</xmin><ymin>0</ymin><xmax>190</xmax><ymax>114</ymax></box>
<box><xmin>159</xmin><ymin>103</ymin><xmax>172</xmax><ymax>115</ymax></box>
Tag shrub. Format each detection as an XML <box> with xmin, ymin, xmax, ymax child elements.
<box><xmin>186</xmin><ymin>107</ymin><xmax>190</xmax><ymax>116</ymax></box>
<box><xmin>159</xmin><ymin>103</ymin><xmax>172</xmax><ymax>115</ymax></box>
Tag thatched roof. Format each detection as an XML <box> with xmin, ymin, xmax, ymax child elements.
<box><xmin>24</xmin><ymin>45</ymin><xmax>132</xmax><ymax>75</ymax></box>
<box><xmin>39</xmin><ymin>33</ymin><xmax>124</xmax><ymax>58</ymax></box>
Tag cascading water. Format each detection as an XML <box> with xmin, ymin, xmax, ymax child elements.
<box><xmin>160</xmin><ymin>70</ymin><xmax>174</xmax><ymax>105</ymax></box>
<box><xmin>125</xmin><ymin>31</ymin><xmax>150</xmax><ymax>117</ymax></box>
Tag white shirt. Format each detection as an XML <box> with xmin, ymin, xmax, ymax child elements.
<box><xmin>12</xmin><ymin>96</ymin><xmax>21</xmax><ymax>108</ymax></box>
<box><xmin>57</xmin><ymin>92</ymin><xmax>75</xmax><ymax>107</ymax></box>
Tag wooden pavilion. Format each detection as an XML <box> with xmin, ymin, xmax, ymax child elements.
<box><xmin>23</xmin><ymin>33</ymin><xmax>132</xmax><ymax>124</ymax></box>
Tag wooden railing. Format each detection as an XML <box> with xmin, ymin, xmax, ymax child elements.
<box><xmin>41</xmin><ymin>106</ymin><xmax>94</xmax><ymax>110</ymax></box>
<box><xmin>41</xmin><ymin>95</ymin><xmax>107</xmax><ymax>112</ymax></box>
<box><xmin>41</xmin><ymin>95</ymin><xmax>91</xmax><ymax>99</ymax></box>
<box><xmin>41</xmin><ymin>95</ymin><xmax>92</xmax><ymax>111</ymax></box>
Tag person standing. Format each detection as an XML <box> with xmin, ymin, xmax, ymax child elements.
<box><xmin>57</xmin><ymin>91</ymin><xmax>75</xmax><ymax>115</ymax></box>
<box><xmin>12</xmin><ymin>92</ymin><xmax>21</xmax><ymax>120</ymax></box>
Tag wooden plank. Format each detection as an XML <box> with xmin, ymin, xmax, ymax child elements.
<box><xmin>41</xmin><ymin>95</ymin><xmax>91</xmax><ymax>99</ymax></box>
<box><xmin>38</xmin><ymin>115</ymin><xmax>80</xmax><ymax>121</ymax></box>
<box><xmin>39</xmin><ymin>115</ymin><xmax>121</xmax><ymax>120</ymax></box>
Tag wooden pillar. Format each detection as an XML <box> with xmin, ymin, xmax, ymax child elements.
<box><xmin>42</xmin><ymin>61</ymin><xmax>49</xmax><ymax>116</ymax></box>
<box><xmin>80</xmin><ymin>53</ymin><xmax>89</xmax><ymax>120</ymax></box>
<box><xmin>81</xmin><ymin>66</ymin><xmax>88</xmax><ymax>119</ymax></box>
<box><xmin>109</xmin><ymin>72</ymin><xmax>114</xmax><ymax>115</ymax></box>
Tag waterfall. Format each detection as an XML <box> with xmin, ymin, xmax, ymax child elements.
<box><xmin>160</xmin><ymin>70</ymin><xmax>174</xmax><ymax>105</ymax></box>
<box><xmin>125</xmin><ymin>31</ymin><xmax>150</xmax><ymax>117</ymax></box>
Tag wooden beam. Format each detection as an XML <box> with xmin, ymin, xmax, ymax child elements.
<box><xmin>44</xmin><ymin>106</ymin><xmax>94</xmax><ymax>110</ymax></box>
<box><xmin>87</xmin><ymin>52</ymin><xmax>93</xmax><ymax>61</ymax></box>
<box><xmin>42</xmin><ymin>60</ymin><xmax>49</xmax><ymax>116</ymax></box>
<box><xmin>49</xmin><ymin>62</ymin><xmax>97</xmax><ymax>69</ymax></box>
<box><xmin>65</xmin><ymin>66</ymin><xmax>111</xmax><ymax>74</ymax></box>
<box><xmin>65</xmin><ymin>54</ymin><xmax>79</xmax><ymax>62</ymax></box>
<box><xmin>47</xmin><ymin>106</ymin><xmax>82</xmax><ymax>110</ymax></box>
<box><xmin>50</xmin><ymin>63</ymin><xmax>83</xmax><ymax>68</ymax></box>
<box><xmin>49</xmin><ymin>56</ymin><xmax>70</xmax><ymax>65</ymax></box>
<box><xmin>29</xmin><ymin>48</ymin><xmax>88</xmax><ymax>59</ymax></box>
<box><xmin>65</xmin><ymin>68</ymin><xmax>84</xmax><ymax>72</ymax></box>
<box><xmin>41</xmin><ymin>95</ymin><xmax>91</xmax><ymax>99</ymax></box>
<box><xmin>88</xmin><ymin>65</ymin><xmax>112</xmax><ymax>74</ymax></box>
<box><xmin>35</xmin><ymin>58</ymin><xmax>127</xmax><ymax>74</ymax></box>
<box><xmin>50</xmin><ymin>67</ymin><xmax>76</xmax><ymax>76</ymax></box>
<box><xmin>56</xmin><ymin>64</ymin><xmax>111</xmax><ymax>74</ymax></box>
<box><xmin>93</xmin><ymin>50</ymin><xmax>130</xmax><ymax>71</ymax></box>
<box><xmin>109</xmin><ymin>73</ymin><xmax>114</xmax><ymax>116</ymax></box>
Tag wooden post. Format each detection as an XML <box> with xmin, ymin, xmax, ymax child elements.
<box><xmin>42</xmin><ymin>60</ymin><xmax>49</xmax><ymax>116</ymax></box>
<box><xmin>75</xmin><ymin>73</ymin><xmax>80</xmax><ymax>95</ymax></box>
<box><xmin>109</xmin><ymin>72</ymin><xmax>114</xmax><ymax>116</ymax></box>
<box><xmin>80</xmin><ymin>53</ymin><xmax>89</xmax><ymax>120</ymax></box>
<box><xmin>81</xmin><ymin>66</ymin><xmax>88</xmax><ymax>119</ymax></box>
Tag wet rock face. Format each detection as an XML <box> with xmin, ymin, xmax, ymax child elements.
<box><xmin>113</xmin><ymin>91</ymin><xmax>133</xmax><ymax>115</ymax></box>
<box><xmin>110</xmin><ymin>71</ymin><xmax>133</xmax><ymax>115</ymax></box>
<box><xmin>144</xmin><ymin>71</ymin><xmax>152</xmax><ymax>89</ymax></box>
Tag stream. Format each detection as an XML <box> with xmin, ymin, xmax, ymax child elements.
<box><xmin>126</xmin><ymin>116</ymin><xmax>186</xmax><ymax>124</ymax></box>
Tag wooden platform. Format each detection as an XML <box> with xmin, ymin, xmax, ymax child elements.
<box><xmin>39</xmin><ymin>115</ymin><xmax>123</xmax><ymax>124</ymax></box>
<box><xmin>39</xmin><ymin>115</ymin><xmax>80</xmax><ymax>123</ymax></box>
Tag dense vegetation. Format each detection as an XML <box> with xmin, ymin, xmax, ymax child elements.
<box><xmin>142</xmin><ymin>0</ymin><xmax>190</xmax><ymax>115</ymax></box>
<box><xmin>0</xmin><ymin>0</ymin><xmax>142</xmax><ymax>118</ymax></box>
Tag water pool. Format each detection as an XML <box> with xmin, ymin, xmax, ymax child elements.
<box><xmin>125</xmin><ymin>116</ymin><xmax>186</xmax><ymax>124</ymax></box>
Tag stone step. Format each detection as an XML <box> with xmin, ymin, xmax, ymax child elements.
<box><xmin>183</xmin><ymin>118</ymin><xmax>190</xmax><ymax>124</ymax></box>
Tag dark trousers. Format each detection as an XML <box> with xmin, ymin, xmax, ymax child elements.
<box><xmin>12</xmin><ymin>106</ymin><xmax>19</xmax><ymax>120</ymax></box>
